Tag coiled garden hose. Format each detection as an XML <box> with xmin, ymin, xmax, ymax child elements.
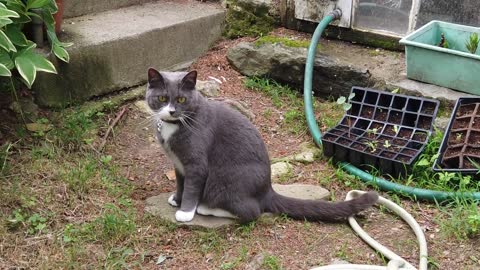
<box><xmin>303</xmin><ymin>11</ymin><xmax>480</xmax><ymax>202</ymax></box>
<box><xmin>310</xmin><ymin>190</ymin><xmax>427</xmax><ymax>270</ymax></box>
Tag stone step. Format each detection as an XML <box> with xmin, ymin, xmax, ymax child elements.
<box><xmin>63</xmin><ymin>0</ymin><xmax>157</xmax><ymax>18</ymax></box>
<box><xmin>34</xmin><ymin>1</ymin><xmax>225</xmax><ymax>107</ymax></box>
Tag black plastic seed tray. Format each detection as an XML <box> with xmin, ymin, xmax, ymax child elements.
<box><xmin>322</xmin><ymin>87</ymin><xmax>440</xmax><ymax>177</ymax></box>
<box><xmin>433</xmin><ymin>97</ymin><xmax>480</xmax><ymax>174</ymax></box>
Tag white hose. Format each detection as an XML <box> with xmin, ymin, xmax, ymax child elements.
<box><xmin>311</xmin><ymin>190</ymin><xmax>428</xmax><ymax>270</ymax></box>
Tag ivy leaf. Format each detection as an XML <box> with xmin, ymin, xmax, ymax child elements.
<box><xmin>0</xmin><ymin>29</ymin><xmax>16</xmax><ymax>52</ymax></box>
<box><xmin>0</xmin><ymin>63</ymin><xmax>11</xmax><ymax>76</ymax></box>
<box><xmin>26</xmin><ymin>0</ymin><xmax>51</xmax><ymax>9</ymax></box>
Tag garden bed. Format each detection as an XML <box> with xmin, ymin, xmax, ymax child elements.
<box><xmin>322</xmin><ymin>87</ymin><xmax>439</xmax><ymax>176</ymax></box>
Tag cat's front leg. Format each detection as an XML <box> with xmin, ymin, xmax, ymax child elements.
<box><xmin>168</xmin><ymin>169</ymin><xmax>184</xmax><ymax>207</ymax></box>
<box><xmin>175</xmin><ymin>173</ymin><xmax>204</xmax><ymax>222</ymax></box>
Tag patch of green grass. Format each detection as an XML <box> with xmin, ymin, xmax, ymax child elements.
<box><xmin>220</xmin><ymin>246</ymin><xmax>248</xmax><ymax>270</ymax></box>
<box><xmin>62</xmin><ymin>156</ymin><xmax>98</xmax><ymax>195</ymax></box>
<box><xmin>263</xmin><ymin>254</ymin><xmax>282</xmax><ymax>270</ymax></box>
<box><xmin>195</xmin><ymin>229</ymin><xmax>226</xmax><ymax>255</ymax></box>
<box><xmin>255</xmin><ymin>35</ymin><xmax>315</xmax><ymax>49</ymax></box>
<box><xmin>52</xmin><ymin>111</ymin><xmax>97</xmax><ymax>150</ymax></box>
<box><xmin>436</xmin><ymin>198</ymin><xmax>480</xmax><ymax>239</ymax></box>
<box><xmin>245</xmin><ymin>77</ymin><xmax>311</xmax><ymax>134</ymax></box>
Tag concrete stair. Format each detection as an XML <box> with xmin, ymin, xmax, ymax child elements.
<box><xmin>63</xmin><ymin>0</ymin><xmax>156</xmax><ymax>18</ymax></box>
<box><xmin>34</xmin><ymin>0</ymin><xmax>225</xmax><ymax>107</ymax></box>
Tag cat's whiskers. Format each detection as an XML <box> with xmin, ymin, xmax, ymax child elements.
<box><xmin>179</xmin><ymin>117</ymin><xmax>201</xmax><ymax>136</ymax></box>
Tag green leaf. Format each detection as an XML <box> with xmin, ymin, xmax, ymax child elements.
<box><xmin>337</xmin><ymin>96</ymin><xmax>346</xmax><ymax>105</ymax></box>
<box><xmin>343</xmin><ymin>103</ymin><xmax>352</xmax><ymax>111</ymax></box>
<box><xmin>0</xmin><ymin>29</ymin><xmax>16</xmax><ymax>52</ymax></box>
<box><xmin>348</xmin><ymin>92</ymin><xmax>355</xmax><ymax>100</ymax></box>
<box><xmin>26</xmin><ymin>0</ymin><xmax>51</xmax><ymax>9</ymax></box>
<box><xmin>416</xmin><ymin>158</ymin><xmax>430</xmax><ymax>166</ymax></box>
<box><xmin>0</xmin><ymin>17</ymin><xmax>13</xmax><ymax>28</ymax></box>
<box><xmin>52</xmin><ymin>42</ymin><xmax>69</xmax><ymax>63</ymax></box>
<box><xmin>0</xmin><ymin>63</ymin><xmax>11</xmax><ymax>76</ymax></box>
<box><xmin>0</xmin><ymin>3</ymin><xmax>20</xmax><ymax>18</ymax></box>
<box><xmin>5</xmin><ymin>25</ymin><xmax>28</xmax><ymax>46</ymax></box>
<box><xmin>15</xmin><ymin>53</ymin><xmax>36</xmax><ymax>88</ymax></box>
<box><xmin>29</xmin><ymin>52</ymin><xmax>56</xmax><ymax>73</ymax></box>
<box><xmin>0</xmin><ymin>49</ymin><xmax>15</xmax><ymax>69</ymax></box>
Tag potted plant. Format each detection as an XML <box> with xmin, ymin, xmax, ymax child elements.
<box><xmin>400</xmin><ymin>21</ymin><xmax>480</xmax><ymax>95</ymax></box>
<box><xmin>433</xmin><ymin>97</ymin><xmax>480</xmax><ymax>174</ymax></box>
<box><xmin>322</xmin><ymin>87</ymin><xmax>440</xmax><ymax>176</ymax></box>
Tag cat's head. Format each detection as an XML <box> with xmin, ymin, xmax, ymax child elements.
<box><xmin>146</xmin><ymin>68</ymin><xmax>200</xmax><ymax>122</ymax></box>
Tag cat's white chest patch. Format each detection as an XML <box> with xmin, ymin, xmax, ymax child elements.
<box><xmin>159</xmin><ymin>122</ymin><xmax>179</xmax><ymax>143</ymax></box>
<box><xmin>157</xmin><ymin>121</ymin><xmax>185</xmax><ymax>175</ymax></box>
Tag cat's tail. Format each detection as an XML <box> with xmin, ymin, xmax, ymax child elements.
<box><xmin>263</xmin><ymin>189</ymin><xmax>378</xmax><ymax>221</ymax></box>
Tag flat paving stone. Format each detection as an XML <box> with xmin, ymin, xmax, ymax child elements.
<box><xmin>144</xmin><ymin>184</ymin><xmax>330</xmax><ymax>228</ymax></box>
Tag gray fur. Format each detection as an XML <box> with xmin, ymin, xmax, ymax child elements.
<box><xmin>146</xmin><ymin>68</ymin><xmax>378</xmax><ymax>223</ymax></box>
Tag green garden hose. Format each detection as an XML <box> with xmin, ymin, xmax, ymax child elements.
<box><xmin>303</xmin><ymin>10</ymin><xmax>480</xmax><ymax>202</ymax></box>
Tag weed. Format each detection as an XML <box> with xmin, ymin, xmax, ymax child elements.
<box><xmin>335</xmin><ymin>243</ymin><xmax>350</xmax><ymax>261</ymax></box>
<box><xmin>196</xmin><ymin>230</ymin><xmax>226</xmax><ymax>255</ymax></box>
<box><xmin>105</xmin><ymin>247</ymin><xmax>142</xmax><ymax>269</ymax></box>
<box><xmin>337</xmin><ymin>93</ymin><xmax>356</xmax><ymax>136</ymax></box>
<box><xmin>220</xmin><ymin>246</ymin><xmax>248</xmax><ymax>270</ymax></box>
<box><xmin>263</xmin><ymin>254</ymin><xmax>282</xmax><ymax>270</ymax></box>
<box><xmin>435</xmin><ymin>198</ymin><xmax>480</xmax><ymax>239</ymax></box>
<box><xmin>255</xmin><ymin>35</ymin><xmax>315</xmax><ymax>49</ymax></box>
<box><xmin>236</xmin><ymin>221</ymin><xmax>256</xmax><ymax>236</ymax></box>
<box><xmin>8</xmin><ymin>209</ymin><xmax>48</xmax><ymax>235</ymax></box>
<box><xmin>53</xmin><ymin>111</ymin><xmax>96</xmax><ymax>150</ymax></box>
<box><xmin>62</xmin><ymin>157</ymin><xmax>98</xmax><ymax>195</ymax></box>
<box><xmin>465</xmin><ymin>32</ymin><xmax>479</xmax><ymax>54</ymax></box>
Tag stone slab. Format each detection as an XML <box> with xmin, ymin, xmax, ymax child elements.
<box><xmin>144</xmin><ymin>184</ymin><xmax>329</xmax><ymax>228</ymax></box>
<box><xmin>34</xmin><ymin>1</ymin><xmax>225</xmax><ymax>107</ymax></box>
<box><xmin>389</xmin><ymin>78</ymin><xmax>476</xmax><ymax>105</ymax></box>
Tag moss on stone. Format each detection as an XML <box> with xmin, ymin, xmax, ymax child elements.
<box><xmin>254</xmin><ymin>35</ymin><xmax>315</xmax><ymax>49</ymax></box>
<box><xmin>223</xmin><ymin>0</ymin><xmax>275</xmax><ymax>39</ymax></box>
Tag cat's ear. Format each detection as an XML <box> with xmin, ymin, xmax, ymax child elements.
<box><xmin>181</xmin><ymin>71</ymin><xmax>197</xmax><ymax>90</ymax></box>
<box><xmin>147</xmin><ymin>68</ymin><xmax>165</xmax><ymax>87</ymax></box>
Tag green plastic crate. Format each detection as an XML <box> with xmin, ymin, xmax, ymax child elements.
<box><xmin>400</xmin><ymin>21</ymin><xmax>480</xmax><ymax>95</ymax></box>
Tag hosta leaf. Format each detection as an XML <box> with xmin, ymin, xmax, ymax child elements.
<box><xmin>15</xmin><ymin>54</ymin><xmax>36</xmax><ymax>88</ymax></box>
<box><xmin>0</xmin><ymin>29</ymin><xmax>16</xmax><ymax>52</ymax></box>
<box><xmin>52</xmin><ymin>42</ymin><xmax>69</xmax><ymax>63</ymax></box>
<box><xmin>0</xmin><ymin>17</ymin><xmax>13</xmax><ymax>28</ymax></box>
<box><xmin>0</xmin><ymin>63</ymin><xmax>11</xmax><ymax>76</ymax></box>
<box><xmin>0</xmin><ymin>3</ymin><xmax>20</xmax><ymax>18</ymax></box>
<box><xmin>26</xmin><ymin>0</ymin><xmax>51</xmax><ymax>9</ymax></box>
<box><xmin>5</xmin><ymin>25</ymin><xmax>28</xmax><ymax>46</ymax></box>
<box><xmin>0</xmin><ymin>48</ymin><xmax>14</xmax><ymax>69</ymax></box>
<box><xmin>29</xmin><ymin>52</ymin><xmax>56</xmax><ymax>73</ymax></box>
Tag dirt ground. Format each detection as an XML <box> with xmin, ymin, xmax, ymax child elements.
<box><xmin>104</xmin><ymin>34</ymin><xmax>479</xmax><ymax>269</ymax></box>
<box><xmin>1</xmin><ymin>30</ymin><xmax>479</xmax><ymax>269</ymax></box>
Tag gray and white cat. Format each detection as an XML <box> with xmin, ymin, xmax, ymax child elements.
<box><xmin>146</xmin><ymin>68</ymin><xmax>378</xmax><ymax>223</ymax></box>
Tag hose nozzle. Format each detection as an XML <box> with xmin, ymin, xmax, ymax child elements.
<box><xmin>329</xmin><ymin>9</ymin><xmax>342</xmax><ymax>20</ymax></box>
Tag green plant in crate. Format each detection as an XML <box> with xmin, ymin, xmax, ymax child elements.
<box><xmin>465</xmin><ymin>33</ymin><xmax>479</xmax><ymax>54</ymax></box>
<box><xmin>337</xmin><ymin>93</ymin><xmax>355</xmax><ymax>137</ymax></box>
<box><xmin>0</xmin><ymin>0</ymin><xmax>71</xmax><ymax>88</ymax></box>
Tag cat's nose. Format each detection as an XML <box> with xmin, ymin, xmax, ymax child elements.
<box><xmin>169</xmin><ymin>110</ymin><xmax>176</xmax><ymax>116</ymax></box>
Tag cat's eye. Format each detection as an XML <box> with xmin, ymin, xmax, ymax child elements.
<box><xmin>158</xmin><ymin>96</ymin><xmax>167</xmax><ymax>102</ymax></box>
<box><xmin>177</xmin><ymin>97</ymin><xmax>186</xmax><ymax>104</ymax></box>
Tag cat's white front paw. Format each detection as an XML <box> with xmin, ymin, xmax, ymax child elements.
<box><xmin>168</xmin><ymin>194</ymin><xmax>178</xmax><ymax>207</ymax></box>
<box><xmin>175</xmin><ymin>210</ymin><xmax>195</xmax><ymax>222</ymax></box>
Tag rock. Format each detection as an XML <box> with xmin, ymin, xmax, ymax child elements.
<box><xmin>197</xmin><ymin>79</ymin><xmax>220</xmax><ymax>97</ymax></box>
<box><xmin>145</xmin><ymin>193</ymin><xmax>236</xmax><ymax>229</ymax></box>
<box><xmin>330</xmin><ymin>258</ymin><xmax>351</xmax><ymax>265</ymax></box>
<box><xmin>275</xmin><ymin>142</ymin><xmax>321</xmax><ymax>164</ymax></box>
<box><xmin>272</xmin><ymin>184</ymin><xmax>329</xmax><ymax>200</ymax></box>
<box><xmin>245</xmin><ymin>254</ymin><xmax>265</xmax><ymax>270</ymax></box>
<box><xmin>144</xmin><ymin>184</ymin><xmax>329</xmax><ymax>228</ymax></box>
<box><xmin>434</xmin><ymin>117</ymin><xmax>450</xmax><ymax>131</ymax></box>
<box><xmin>270</xmin><ymin>161</ymin><xmax>292</xmax><ymax>180</ymax></box>
<box><xmin>210</xmin><ymin>97</ymin><xmax>255</xmax><ymax>121</ymax></box>
<box><xmin>134</xmin><ymin>100</ymin><xmax>152</xmax><ymax>114</ymax></box>
<box><xmin>227</xmin><ymin>42</ymin><xmax>373</xmax><ymax>98</ymax></box>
